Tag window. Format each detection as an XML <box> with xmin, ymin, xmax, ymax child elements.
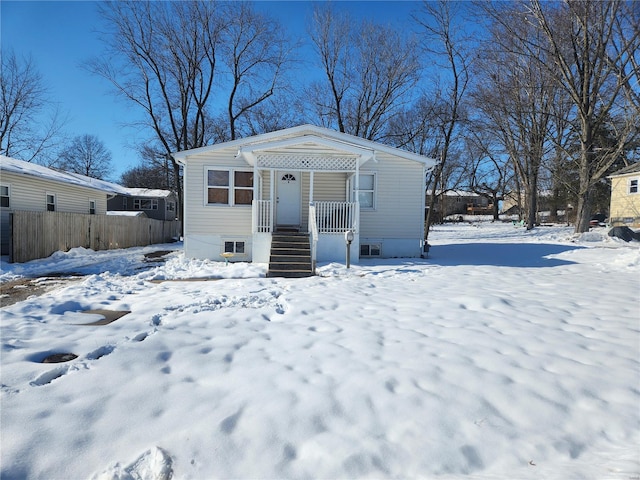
<box><xmin>46</xmin><ymin>193</ymin><xmax>56</xmax><ymax>212</ymax></box>
<box><xmin>167</xmin><ymin>201</ymin><xmax>175</xmax><ymax>212</ymax></box>
<box><xmin>356</xmin><ymin>173</ymin><xmax>376</xmax><ymax>209</ymax></box>
<box><xmin>630</xmin><ymin>178</ymin><xmax>638</xmax><ymax>194</ymax></box>
<box><xmin>89</xmin><ymin>200</ymin><xmax>96</xmax><ymax>215</ymax></box>
<box><xmin>123</xmin><ymin>197</ymin><xmax>128</xmax><ymax>209</ymax></box>
<box><xmin>234</xmin><ymin>171</ymin><xmax>253</xmax><ymax>205</ymax></box>
<box><xmin>360</xmin><ymin>243</ymin><xmax>381</xmax><ymax>257</ymax></box>
<box><xmin>134</xmin><ymin>198</ymin><xmax>158</xmax><ymax>210</ymax></box>
<box><xmin>0</xmin><ymin>185</ymin><xmax>9</xmax><ymax>208</ymax></box>
<box><xmin>224</xmin><ymin>241</ymin><xmax>245</xmax><ymax>254</ymax></box>
<box><xmin>207</xmin><ymin>169</ymin><xmax>253</xmax><ymax>206</ymax></box>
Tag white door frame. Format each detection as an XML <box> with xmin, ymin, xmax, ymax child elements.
<box><xmin>276</xmin><ymin>170</ymin><xmax>302</xmax><ymax>227</ymax></box>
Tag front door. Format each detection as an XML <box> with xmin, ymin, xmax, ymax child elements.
<box><xmin>276</xmin><ymin>171</ymin><xmax>301</xmax><ymax>226</ymax></box>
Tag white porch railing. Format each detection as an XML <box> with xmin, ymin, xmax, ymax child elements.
<box><xmin>308</xmin><ymin>203</ymin><xmax>318</xmax><ymax>272</ymax></box>
<box><xmin>252</xmin><ymin>200</ymin><xmax>272</xmax><ymax>233</ymax></box>
<box><xmin>314</xmin><ymin>201</ymin><xmax>358</xmax><ymax>234</ymax></box>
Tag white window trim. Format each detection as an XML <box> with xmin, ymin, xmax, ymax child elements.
<box><xmin>360</xmin><ymin>243</ymin><xmax>381</xmax><ymax>257</ymax></box>
<box><xmin>629</xmin><ymin>177</ymin><xmax>639</xmax><ymax>195</ymax></box>
<box><xmin>46</xmin><ymin>192</ymin><xmax>56</xmax><ymax>212</ymax></box>
<box><xmin>356</xmin><ymin>172</ymin><xmax>377</xmax><ymax>211</ymax></box>
<box><xmin>0</xmin><ymin>184</ymin><xmax>10</xmax><ymax>208</ymax></box>
<box><xmin>205</xmin><ymin>167</ymin><xmax>253</xmax><ymax>207</ymax></box>
<box><xmin>223</xmin><ymin>240</ymin><xmax>246</xmax><ymax>254</ymax></box>
<box><xmin>89</xmin><ymin>199</ymin><xmax>96</xmax><ymax>215</ymax></box>
<box><xmin>134</xmin><ymin>198</ymin><xmax>159</xmax><ymax>210</ymax></box>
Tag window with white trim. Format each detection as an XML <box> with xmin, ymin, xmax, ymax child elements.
<box><xmin>207</xmin><ymin>169</ymin><xmax>253</xmax><ymax>206</ymax></box>
<box><xmin>134</xmin><ymin>198</ymin><xmax>158</xmax><ymax>210</ymax></box>
<box><xmin>224</xmin><ymin>241</ymin><xmax>245</xmax><ymax>254</ymax></box>
<box><xmin>0</xmin><ymin>185</ymin><xmax>9</xmax><ymax>208</ymax></box>
<box><xmin>89</xmin><ymin>200</ymin><xmax>96</xmax><ymax>215</ymax></box>
<box><xmin>46</xmin><ymin>193</ymin><xmax>56</xmax><ymax>212</ymax></box>
<box><xmin>360</xmin><ymin>243</ymin><xmax>381</xmax><ymax>257</ymax></box>
<box><xmin>629</xmin><ymin>178</ymin><xmax>638</xmax><ymax>194</ymax></box>
<box><xmin>357</xmin><ymin>173</ymin><xmax>376</xmax><ymax>209</ymax></box>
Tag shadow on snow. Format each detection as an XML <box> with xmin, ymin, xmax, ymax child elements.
<box><xmin>427</xmin><ymin>242</ymin><xmax>583</xmax><ymax>268</ymax></box>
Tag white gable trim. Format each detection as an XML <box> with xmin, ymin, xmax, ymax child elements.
<box><xmin>172</xmin><ymin>124</ymin><xmax>436</xmax><ymax>168</ymax></box>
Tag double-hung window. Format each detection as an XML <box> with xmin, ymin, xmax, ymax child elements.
<box><xmin>0</xmin><ymin>185</ymin><xmax>9</xmax><ymax>208</ymax></box>
<box><xmin>89</xmin><ymin>200</ymin><xmax>96</xmax><ymax>215</ymax></box>
<box><xmin>357</xmin><ymin>173</ymin><xmax>376</xmax><ymax>209</ymax></box>
<box><xmin>630</xmin><ymin>178</ymin><xmax>638</xmax><ymax>194</ymax></box>
<box><xmin>46</xmin><ymin>193</ymin><xmax>56</xmax><ymax>212</ymax></box>
<box><xmin>207</xmin><ymin>169</ymin><xmax>253</xmax><ymax>206</ymax></box>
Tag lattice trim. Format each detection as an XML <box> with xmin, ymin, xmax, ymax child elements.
<box><xmin>256</xmin><ymin>154</ymin><xmax>357</xmax><ymax>171</ymax></box>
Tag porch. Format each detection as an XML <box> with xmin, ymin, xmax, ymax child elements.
<box><xmin>252</xmin><ymin>199</ymin><xmax>360</xmax><ymax>268</ymax></box>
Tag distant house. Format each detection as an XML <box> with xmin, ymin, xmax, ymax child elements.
<box><xmin>608</xmin><ymin>163</ymin><xmax>640</xmax><ymax>228</ymax></box>
<box><xmin>0</xmin><ymin>155</ymin><xmax>118</xmax><ymax>255</ymax></box>
<box><xmin>427</xmin><ymin>190</ymin><xmax>492</xmax><ymax>219</ymax></box>
<box><xmin>172</xmin><ymin>124</ymin><xmax>436</xmax><ymax>274</ymax></box>
<box><xmin>107</xmin><ymin>188</ymin><xmax>178</xmax><ymax>221</ymax></box>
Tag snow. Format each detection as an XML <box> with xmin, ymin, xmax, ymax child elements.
<box><xmin>1</xmin><ymin>223</ymin><xmax>638</xmax><ymax>479</ymax></box>
<box><xmin>0</xmin><ymin>155</ymin><xmax>122</xmax><ymax>195</ymax></box>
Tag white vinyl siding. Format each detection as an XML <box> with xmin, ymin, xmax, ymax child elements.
<box><xmin>181</xmin><ymin>139</ymin><xmax>426</xmax><ymax>242</ymax></box>
<box><xmin>0</xmin><ymin>171</ymin><xmax>108</xmax><ymax>215</ymax></box>
<box><xmin>359</xmin><ymin>153</ymin><xmax>424</xmax><ymax>239</ymax></box>
<box><xmin>183</xmin><ymin>149</ymin><xmax>254</xmax><ymax>237</ymax></box>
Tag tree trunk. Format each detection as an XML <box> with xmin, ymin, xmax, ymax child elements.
<box><xmin>492</xmin><ymin>193</ymin><xmax>500</xmax><ymax>221</ymax></box>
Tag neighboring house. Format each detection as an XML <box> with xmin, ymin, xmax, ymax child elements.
<box><xmin>0</xmin><ymin>155</ymin><xmax>118</xmax><ymax>255</ymax></box>
<box><xmin>172</xmin><ymin>124</ymin><xmax>437</xmax><ymax>270</ymax></box>
<box><xmin>608</xmin><ymin>163</ymin><xmax>640</xmax><ymax>228</ymax></box>
<box><xmin>107</xmin><ymin>188</ymin><xmax>178</xmax><ymax>221</ymax></box>
<box><xmin>427</xmin><ymin>190</ymin><xmax>492</xmax><ymax>218</ymax></box>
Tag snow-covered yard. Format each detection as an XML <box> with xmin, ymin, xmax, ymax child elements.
<box><xmin>1</xmin><ymin>223</ymin><xmax>638</xmax><ymax>479</ymax></box>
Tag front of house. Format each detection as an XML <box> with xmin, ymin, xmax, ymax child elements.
<box><xmin>173</xmin><ymin>125</ymin><xmax>436</xmax><ymax>266</ymax></box>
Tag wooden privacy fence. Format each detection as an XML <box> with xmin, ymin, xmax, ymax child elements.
<box><xmin>9</xmin><ymin>211</ymin><xmax>181</xmax><ymax>263</ymax></box>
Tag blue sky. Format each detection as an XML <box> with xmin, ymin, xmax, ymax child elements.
<box><xmin>2</xmin><ymin>1</ymin><xmax>421</xmax><ymax>181</ymax></box>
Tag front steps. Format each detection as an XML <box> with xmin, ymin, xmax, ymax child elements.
<box><xmin>267</xmin><ymin>232</ymin><xmax>314</xmax><ymax>278</ymax></box>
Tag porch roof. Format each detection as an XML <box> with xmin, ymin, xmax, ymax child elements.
<box><xmin>171</xmin><ymin>124</ymin><xmax>437</xmax><ymax>170</ymax></box>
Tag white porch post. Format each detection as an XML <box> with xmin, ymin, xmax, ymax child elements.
<box><xmin>309</xmin><ymin>171</ymin><xmax>314</xmax><ymax>203</ymax></box>
<box><xmin>269</xmin><ymin>170</ymin><xmax>275</xmax><ymax>232</ymax></box>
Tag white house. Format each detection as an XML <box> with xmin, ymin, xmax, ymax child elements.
<box><xmin>173</xmin><ymin>125</ymin><xmax>437</xmax><ymax>275</ymax></box>
<box><xmin>0</xmin><ymin>155</ymin><xmax>118</xmax><ymax>255</ymax></box>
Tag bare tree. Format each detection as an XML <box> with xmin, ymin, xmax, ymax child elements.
<box><xmin>0</xmin><ymin>50</ymin><xmax>65</xmax><ymax>162</ymax></box>
<box><xmin>309</xmin><ymin>5</ymin><xmax>421</xmax><ymax>141</ymax></box>
<box><xmin>414</xmin><ymin>0</ymin><xmax>472</xmax><ymax>237</ymax></box>
<box><xmin>223</xmin><ymin>2</ymin><xmax>293</xmax><ymax>140</ymax></box>
<box><xmin>89</xmin><ymin>1</ymin><xmax>223</xmax><ymax>220</ymax></box>
<box><xmin>465</xmin><ymin>129</ymin><xmax>512</xmax><ymax>221</ymax></box>
<box><xmin>525</xmin><ymin>0</ymin><xmax>640</xmax><ymax>232</ymax></box>
<box><xmin>473</xmin><ymin>2</ymin><xmax>567</xmax><ymax>230</ymax></box>
<box><xmin>55</xmin><ymin>134</ymin><xmax>113</xmax><ymax>179</ymax></box>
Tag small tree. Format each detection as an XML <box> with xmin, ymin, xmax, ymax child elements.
<box><xmin>55</xmin><ymin>134</ymin><xmax>112</xmax><ymax>179</ymax></box>
<box><xmin>0</xmin><ymin>50</ymin><xmax>65</xmax><ymax>162</ymax></box>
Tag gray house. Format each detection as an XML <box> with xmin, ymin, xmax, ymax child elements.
<box><xmin>107</xmin><ymin>188</ymin><xmax>178</xmax><ymax>221</ymax></box>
